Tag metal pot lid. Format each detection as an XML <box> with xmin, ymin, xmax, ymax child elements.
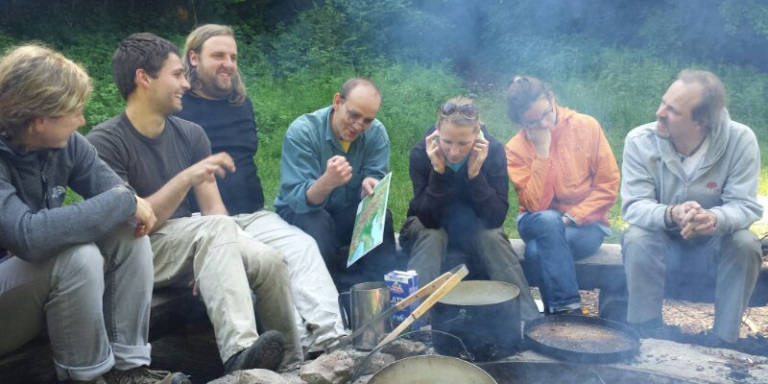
<box><xmin>368</xmin><ymin>355</ymin><xmax>499</xmax><ymax>384</ymax></box>
<box><xmin>524</xmin><ymin>315</ymin><xmax>640</xmax><ymax>364</ymax></box>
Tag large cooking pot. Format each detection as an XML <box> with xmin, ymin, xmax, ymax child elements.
<box><xmin>368</xmin><ymin>355</ymin><xmax>498</xmax><ymax>384</ymax></box>
<box><xmin>432</xmin><ymin>280</ymin><xmax>521</xmax><ymax>361</ymax></box>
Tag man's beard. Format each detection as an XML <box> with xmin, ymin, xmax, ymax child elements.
<box><xmin>198</xmin><ymin>70</ymin><xmax>234</xmax><ymax>99</ymax></box>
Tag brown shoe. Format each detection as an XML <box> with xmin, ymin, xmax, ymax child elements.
<box><xmin>104</xmin><ymin>366</ymin><xmax>190</xmax><ymax>384</ymax></box>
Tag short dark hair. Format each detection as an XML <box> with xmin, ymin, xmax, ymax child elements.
<box><xmin>505</xmin><ymin>75</ymin><xmax>553</xmax><ymax>125</ymax></box>
<box><xmin>112</xmin><ymin>33</ymin><xmax>180</xmax><ymax>100</ymax></box>
<box><xmin>676</xmin><ymin>69</ymin><xmax>727</xmax><ymax>132</ymax></box>
<box><xmin>339</xmin><ymin>77</ymin><xmax>380</xmax><ymax>99</ymax></box>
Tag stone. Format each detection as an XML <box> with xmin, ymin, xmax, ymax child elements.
<box><xmin>355</xmin><ymin>352</ymin><xmax>395</xmax><ymax>376</ymax></box>
<box><xmin>380</xmin><ymin>339</ymin><xmax>427</xmax><ymax>360</ymax></box>
<box><xmin>207</xmin><ymin>369</ymin><xmax>289</xmax><ymax>384</ymax></box>
<box><xmin>299</xmin><ymin>350</ymin><xmax>354</xmax><ymax>384</ymax></box>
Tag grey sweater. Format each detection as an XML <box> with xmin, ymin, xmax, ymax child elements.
<box><xmin>0</xmin><ymin>133</ymin><xmax>136</xmax><ymax>262</ymax></box>
<box><xmin>621</xmin><ymin>109</ymin><xmax>762</xmax><ymax>235</ymax></box>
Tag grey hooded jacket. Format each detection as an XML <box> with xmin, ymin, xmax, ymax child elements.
<box><xmin>0</xmin><ymin>133</ymin><xmax>136</xmax><ymax>262</ymax></box>
<box><xmin>621</xmin><ymin>109</ymin><xmax>762</xmax><ymax>235</ymax></box>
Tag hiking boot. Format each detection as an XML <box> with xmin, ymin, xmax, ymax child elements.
<box><xmin>103</xmin><ymin>366</ymin><xmax>190</xmax><ymax>384</ymax></box>
<box><xmin>223</xmin><ymin>330</ymin><xmax>286</xmax><ymax>374</ymax></box>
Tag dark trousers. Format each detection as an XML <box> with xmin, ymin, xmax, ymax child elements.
<box><xmin>278</xmin><ymin>204</ymin><xmax>398</xmax><ymax>291</ymax></box>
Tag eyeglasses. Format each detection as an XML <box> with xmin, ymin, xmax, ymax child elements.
<box><xmin>440</xmin><ymin>102</ymin><xmax>479</xmax><ymax>121</ymax></box>
<box><xmin>521</xmin><ymin>99</ymin><xmax>554</xmax><ymax>129</ymax></box>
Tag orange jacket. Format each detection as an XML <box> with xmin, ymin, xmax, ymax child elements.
<box><xmin>505</xmin><ymin>106</ymin><xmax>620</xmax><ymax>226</ymax></box>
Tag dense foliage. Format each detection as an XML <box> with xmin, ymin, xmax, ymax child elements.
<box><xmin>1</xmin><ymin>0</ymin><xmax>766</xmax><ymax>240</ymax></box>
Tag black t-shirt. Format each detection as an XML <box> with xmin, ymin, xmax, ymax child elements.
<box><xmin>176</xmin><ymin>94</ymin><xmax>264</xmax><ymax>215</ymax></box>
<box><xmin>87</xmin><ymin>113</ymin><xmax>211</xmax><ymax>219</ymax></box>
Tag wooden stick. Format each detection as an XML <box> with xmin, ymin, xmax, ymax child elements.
<box><xmin>375</xmin><ymin>265</ymin><xmax>468</xmax><ymax>349</ymax></box>
<box><xmin>742</xmin><ymin>315</ymin><xmax>759</xmax><ymax>334</ymax></box>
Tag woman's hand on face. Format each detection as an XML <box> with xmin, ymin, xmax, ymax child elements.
<box><xmin>426</xmin><ymin>130</ymin><xmax>446</xmax><ymax>174</ymax></box>
<box><xmin>467</xmin><ymin>134</ymin><xmax>489</xmax><ymax>179</ymax></box>
<box><xmin>525</xmin><ymin>128</ymin><xmax>551</xmax><ymax>158</ymax></box>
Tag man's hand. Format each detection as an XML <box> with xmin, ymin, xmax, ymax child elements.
<box><xmin>525</xmin><ymin>128</ymin><xmax>551</xmax><ymax>158</ymax></box>
<box><xmin>671</xmin><ymin>201</ymin><xmax>717</xmax><ymax>239</ymax></box>
<box><xmin>188</xmin><ymin>278</ymin><xmax>199</xmax><ymax>296</ymax></box>
<box><xmin>183</xmin><ymin>152</ymin><xmax>235</xmax><ymax>187</ymax></box>
<box><xmin>467</xmin><ymin>135</ymin><xmax>489</xmax><ymax>179</ymax></box>
<box><xmin>321</xmin><ymin>155</ymin><xmax>353</xmax><ymax>189</ymax></box>
<box><xmin>669</xmin><ymin>201</ymin><xmax>699</xmax><ymax>227</ymax></box>
<box><xmin>426</xmin><ymin>130</ymin><xmax>445</xmax><ymax>174</ymax></box>
<box><xmin>132</xmin><ymin>196</ymin><xmax>156</xmax><ymax>237</ymax></box>
<box><xmin>679</xmin><ymin>205</ymin><xmax>717</xmax><ymax>239</ymax></box>
<box><xmin>361</xmin><ymin>177</ymin><xmax>379</xmax><ymax>198</ymax></box>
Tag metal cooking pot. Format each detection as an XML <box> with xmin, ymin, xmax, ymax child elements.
<box><xmin>337</xmin><ymin>281</ymin><xmax>392</xmax><ymax>350</ymax></box>
<box><xmin>432</xmin><ymin>280</ymin><xmax>521</xmax><ymax>361</ymax></box>
<box><xmin>368</xmin><ymin>355</ymin><xmax>498</xmax><ymax>384</ymax></box>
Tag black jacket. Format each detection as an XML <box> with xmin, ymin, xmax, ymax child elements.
<box><xmin>406</xmin><ymin>125</ymin><xmax>510</xmax><ymax>230</ymax></box>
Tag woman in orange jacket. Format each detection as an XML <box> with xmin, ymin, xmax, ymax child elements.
<box><xmin>505</xmin><ymin>76</ymin><xmax>620</xmax><ymax>315</ymax></box>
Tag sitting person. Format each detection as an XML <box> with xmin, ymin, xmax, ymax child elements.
<box><xmin>175</xmin><ymin>24</ymin><xmax>346</xmax><ymax>354</ymax></box>
<box><xmin>0</xmin><ymin>44</ymin><xmax>188</xmax><ymax>384</ymax></box>
<box><xmin>400</xmin><ymin>96</ymin><xmax>540</xmax><ymax>321</ymax></box>
<box><xmin>505</xmin><ymin>76</ymin><xmax>620</xmax><ymax>315</ymax></box>
<box><xmin>86</xmin><ymin>33</ymin><xmax>298</xmax><ymax>372</ymax></box>
<box><xmin>274</xmin><ymin>78</ymin><xmax>398</xmax><ymax>289</ymax></box>
<box><xmin>621</xmin><ymin>69</ymin><xmax>762</xmax><ymax>346</ymax></box>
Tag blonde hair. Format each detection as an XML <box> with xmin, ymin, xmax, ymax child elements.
<box><xmin>183</xmin><ymin>24</ymin><xmax>246</xmax><ymax>105</ymax></box>
<box><xmin>0</xmin><ymin>44</ymin><xmax>91</xmax><ymax>143</ymax></box>
<box><xmin>437</xmin><ymin>96</ymin><xmax>482</xmax><ymax>131</ymax></box>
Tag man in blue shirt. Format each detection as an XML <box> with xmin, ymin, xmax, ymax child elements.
<box><xmin>275</xmin><ymin>78</ymin><xmax>397</xmax><ymax>288</ymax></box>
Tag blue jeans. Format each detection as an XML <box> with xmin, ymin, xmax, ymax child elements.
<box><xmin>518</xmin><ymin>210</ymin><xmax>606</xmax><ymax>313</ymax></box>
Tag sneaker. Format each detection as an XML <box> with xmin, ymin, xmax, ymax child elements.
<box><xmin>103</xmin><ymin>367</ymin><xmax>190</xmax><ymax>384</ymax></box>
<box><xmin>223</xmin><ymin>330</ymin><xmax>286</xmax><ymax>374</ymax></box>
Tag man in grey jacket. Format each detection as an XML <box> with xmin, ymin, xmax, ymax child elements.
<box><xmin>0</xmin><ymin>45</ymin><xmax>187</xmax><ymax>384</ymax></box>
<box><xmin>621</xmin><ymin>69</ymin><xmax>763</xmax><ymax>347</ymax></box>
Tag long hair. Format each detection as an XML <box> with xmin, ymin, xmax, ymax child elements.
<box><xmin>0</xmin><ymin>44</ymin><xmax>91</xmax><ymax>144</ymax></box>
<box><xmin>505</xmin><ymin>75</ymin><xmax>553</xmax><ymax>125</ymax></box>
<box><xmin>183</xmin><ymin>24</ymin><xmax>246</xmax><ymax>105</ymax></box>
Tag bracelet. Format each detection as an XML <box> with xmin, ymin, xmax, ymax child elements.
<box><xmin>666</xmin><ymin>204</ymin><xmax>676</xmax><ymax>227</ymax></box>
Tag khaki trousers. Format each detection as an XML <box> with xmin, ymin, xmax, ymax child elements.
<box><xmin>233</xmin><ymin>211</ymin><xmax>346</xmax><ymax>349</ymax></box>
<box><xmin>150</xmin><ymin>215</ymin><xmax>301</xmax><ymax>363</ymax></box>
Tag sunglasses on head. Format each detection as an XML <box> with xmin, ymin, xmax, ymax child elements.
<box><xmin>440</xmin><ymin>102</ymin><xmax>479</xmax><ymax>120</ymax></box>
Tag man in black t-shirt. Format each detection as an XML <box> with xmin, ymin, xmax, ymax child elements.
<box><xmin>176</xmin><ymin>25</ymin><xmax>347</xmax><ymax>354</ymax></box>
<box><xmin>87</xmin><ymin>33</ymin><xmax>300</xmax><ymax>374</ymax></box>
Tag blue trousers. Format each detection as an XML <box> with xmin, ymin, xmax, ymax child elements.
<box><xmin>518</xmin><ymin>210</ymin><xmax>606</xmax><ymax>313</ymax></box>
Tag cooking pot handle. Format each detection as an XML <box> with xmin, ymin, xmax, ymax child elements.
<box><xmin>338</xmin><ymin>291</ymin><xmax>350</xmax><ymax>329</ymax></box>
